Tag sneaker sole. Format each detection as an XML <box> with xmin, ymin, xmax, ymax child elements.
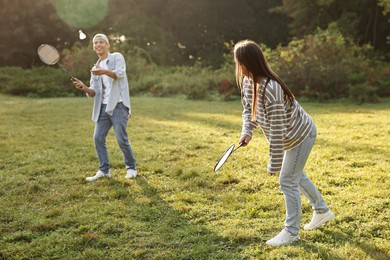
<box><xmin>304</xmin><ymin>212</ymin><xmax>335</xmax><ymax>230</ymax></box>
<box><xmin>85</xmin><ymin>178</ymin><xmax>98</xmax><ymax>182</ymax></box>
<box><xmin>85</xmin><ymin>174</ymin><xmax>111</xmax><ymax>182</ymax></box>
<box><xmin>266</xmin><ymin>236</ymin><xmax>300</xmax><ymax>246</ymax></box>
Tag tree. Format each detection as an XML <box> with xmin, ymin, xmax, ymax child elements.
<box><xmin>0</xmin><ymin>0</ymin><xmax>75</xmax><ymax>68</ymax></box>
<box><xmin>278</xmin><ymin>0</ymin><xmax>390</xmax><ymax>56</ymax></box>
<box><xmin>378</xmin><ymin>0</ymin><xmax>390</xmax><ymax>43</ymax></box>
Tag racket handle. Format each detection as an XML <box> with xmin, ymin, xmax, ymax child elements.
<box><xmin>58</xmin><ymin>64</ymin><xmax>75</xmax><ymax>81</ymax></box>
<box><xmin>233</xmin><ymin>143</ymin><xmax>244</xmax><ymax>152</ymax></box>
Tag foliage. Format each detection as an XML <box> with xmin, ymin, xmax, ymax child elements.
<box><xmin>128</xmin><ymin>64</ymin><xmax>237</xmax><ymax>100</ymax></box>
<box><xmin>0</xmin><ymin>95</ymin><xmax>389</xmax><ymax>259</ymax></box>
<box><xmin>0</xmin><ymin>50</ymin><xmax>237</xmax><ymax>101</ymax></box>
<box><xmin>59</xmin><ymin>39</ymin><xmax>237</xmax><ymax>100</ymax></box>
<box><xmin>379</xmin><ymin>0</ymin><xmax>390</xmax><ymax>13</ymax></box>
<box><xmin>1</xmin><ymin>27</ymin><xmax>387</xmax><ymax>102</ymax></box>
<box><xmin>266</xmin><ymin>24</ymin><xmax>389</xmax><ymax>101</ymax></box>
<box><xmin>5</xmin><ymin>0</ymin><xmax>388</xmax><ymax>67</ymax></box>
<box><xmin>0</xmin><ymin>0</ymin><xmax>75</xmax><ymax>68</ymax></box>
<box><xmin>100</xmin><ymin>0</ymin><xmax>290</xmax><ymax>67</ymax></box>
<box><xmin>61</xmin><ymin>43</ymin><xmax>96</xmax><ymax>83</ymax></box>
<box><xmin>0</xmin><ymin>67</ymin><xmax>80</xmax><ymax>97</ymax></box>
<box><xmin>278</xmin><ymin>0</ymin><xmax>390</xmax><ymax>56</ymax></box>
<box><xmin>378</xmin><ymin>0</ymin><xmax>390</xmax><ymax>43</ymax></box>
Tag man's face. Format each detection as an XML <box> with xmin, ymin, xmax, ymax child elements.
<box><xmin>93</xmin><ymin>38</ymin><xmax>109</xmax><ymax>56</ymax></box>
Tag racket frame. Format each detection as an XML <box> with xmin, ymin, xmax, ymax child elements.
<box><xmin>214</xmin><ymin>143</ymin><xmax>243</xmax><ymax>172</ymax></box>
<box><xmin>37</xmin><ymin>44</ymin><xmax>75</xmax><ymax>80</ymax></box>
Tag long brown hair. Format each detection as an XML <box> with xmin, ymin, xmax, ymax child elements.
<box><xmin>233</xmin><ymin>40</ymin><xmax>294</xmax><ymax>121</ymax></box>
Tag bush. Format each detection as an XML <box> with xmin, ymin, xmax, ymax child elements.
<box><xmin>267</xmin><ymin>23</ymin><xmax>386</xmax><ymax>102</ymax></box>
<box><xmin>368</xmin><ymin>61</ymin><xmax>390</xmax><ymax>98</ymax></box>
<box><xmin>61</xmin><ymin>42</ymin><xmax>96</xmax><ymax>83</ymax></box>
<box><xmin>349</xmin><ymin>84</ymin><xmax>378</xmax><ymax>104</ymax></box>
<box><xmin>0</xmin><ymin>66</ymin><xmax>80</xmax><ymax>97</ymax></box>
<box><xmin>0</xmin><ymin>67</ymin><xmax>25</xmax><ymax>92</ymax></box>
<box><xmin>3</xmin><ymin>31</ymin><xmax>386</xmax><ymax>102</ymax></box>
<box><xmin>137</xmin><ymin>66</ymin><xmax>212</xmax><ymax>99</ymax></box>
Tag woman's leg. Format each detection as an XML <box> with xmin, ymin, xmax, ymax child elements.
<box><xmin>279</xmin><ymin>125</ymin><xmax>318</xmax><ymax>235</ymax></box>
<box><xmin>299</xmin><ymin>175</ymin><xmax>328</xmax><ymax>214</ymax></box>
<box><xmin>298</xmin><ymin>125</ymin><xmax>329</xmax><ymax>214</ymax></box>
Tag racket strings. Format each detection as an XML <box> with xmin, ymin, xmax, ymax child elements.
<box><xmin>38</xmin><ymin>45</ymin><xmax>60</xmax><ymax>65</ymax></box>
<box><xmin>214</xmin><ymin>144</ymin><xmax>235</xmax><ymax>172</ymax></box>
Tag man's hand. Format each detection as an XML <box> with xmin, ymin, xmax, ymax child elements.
<box><xmin>90</xmin><ymin>64</ymin><xmax>107</xmax><ymax>75</ymax></box>
<box><xmin>72</xmin><ymin>78</ymin><xmax>86</xmax><ymax>90</ymax></box>
<box><xmin>72</xmin><ymin>78</ymin><xmax>95</xmax><ymax>97</ymax></box>
<box><xmin>239</xmin><ymin>134</ymin><xmax>252</xmax><ymax>146</ymax></box>
<box><xmin>91</xmin><ymin>64</ymin><xmax>117</xmax><ymax>79</ymax></box>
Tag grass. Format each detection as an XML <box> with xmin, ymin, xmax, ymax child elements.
<box><xmin>0</xmin><ymin>94</ymin><xmax>389</xmax><ymax>259</ymax></box>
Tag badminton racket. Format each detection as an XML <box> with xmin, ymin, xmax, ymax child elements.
<box><xmin>214</xmin><ymin>143</ymin><xmax>244</xmax><ymax>172</ymax></box>
<box><xmin>37</xmin><ymin>44</ymin><xmax>75</xmax><ymax>80</ymax></box>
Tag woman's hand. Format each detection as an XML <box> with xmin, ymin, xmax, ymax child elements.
<box><xmin>239</xmin><ymin>135</ymin><xmax>252</xmax><ymax>146</ymax></box>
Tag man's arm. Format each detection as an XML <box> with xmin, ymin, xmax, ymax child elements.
<box><xmin>91</xmin><ymin>66</ymin><xmax>117</xmax><ymax>79</ymax></box>
<box><xmin>72</xmin><ymin>78</ymin><xmax>96</xmax><ymax>97</ymax></box>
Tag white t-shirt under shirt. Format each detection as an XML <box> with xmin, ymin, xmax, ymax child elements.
<box><xmin>98</xmin><ymin>58</ymin><xmax>122</xmax><ymax>105</ymax></box>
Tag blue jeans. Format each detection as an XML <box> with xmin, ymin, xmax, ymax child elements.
<box><xmin>94</xmin><ymin>103</ymin><xmax>136</xmax><ymax>173</ymax></box>
<box><xmin>279</xmin><ymin>125</ymin><xmax>328</xmax><ymax>235</ymax></box>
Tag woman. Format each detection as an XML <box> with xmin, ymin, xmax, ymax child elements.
<box><xmin>234</xmin><ymin>40</ymin><xmax>334</xmax><ymax>246</ymax></box>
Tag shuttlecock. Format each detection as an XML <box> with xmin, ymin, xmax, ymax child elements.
<box><xmin>79</xmin><ymin>30</ymin><xmax>86</xmax><ymax>40</ymax></box>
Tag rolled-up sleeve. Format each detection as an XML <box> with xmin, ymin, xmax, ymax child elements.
<box><xmin>112</xmin><ymin>53</ymin><xmax>126</xmax><ymax>79</ymax></box>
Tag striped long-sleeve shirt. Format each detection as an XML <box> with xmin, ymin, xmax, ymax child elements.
<box><xmin>241</xmin><ymin>77</ymin><xmax>313</xmax><ymax>173</ymax></box>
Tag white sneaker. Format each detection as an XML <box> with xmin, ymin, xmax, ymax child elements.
<box><xmin>85</xmin><ymin>170</ymin><xmax>111</xmax><ymax>182</ymax></box>
<box><xmin>304</xmin><ymin>210</ymin><xmax>335</xmax><ymax>230</ymax></box>
<box><xmin>125</xmin><ymin>169</ymin><xmax>137</xmax><ymax>179</ymax></box>
<box><xmin>266</xmin><ymin>230</ymin><xmax>299</xmax><ymax>246</ymax></box>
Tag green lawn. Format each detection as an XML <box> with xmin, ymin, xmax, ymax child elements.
<box><xmin>0</xmin><ymin>94</ymin><xmax>389</xmax><ymax>259</ymax></box>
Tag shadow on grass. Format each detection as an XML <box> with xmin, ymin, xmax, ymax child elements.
<box><xmin>324</xmin><ymin>229</ymin><xmax>389</xmax><ymax>259</ymax></box>
<box><xmin>297</xmin><ymin>228</ymin><xmax>389</xmax><ymax>260</ymax></box>
<box><xmin>106</xmin><ymin>176</ymin><xmax>248</xmax><ymax>259</ymax></box>
<box><xmin>109</xmin><ymin>176</ymin><xmax>390</xmax><ymax>259</ymax></box>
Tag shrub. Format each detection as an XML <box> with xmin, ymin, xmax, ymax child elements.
<box><xmin>61</xmin><ymin>42</ymin><xmax>96</xmax><ymax>83</ymax></box>
<box><xmin>267</xmin><ymin>23</ymin><xmax>384</xmax><ymax>102</ymax></box>
<box><xmin>62</xmin><ymin>40</ymin><xmax>162</xmax><ymax>97</ymax></box>
<box><xmin>0</xmin><ymin>67</ymin><xmax>25</xmax><ymax>92</ymax></box>
<box><xmin>213</xmin><ymin>51</ymin><xmax>238</xmax><ymax>100</ymax></box>
<box><xmin>0</xmin><ymin>66</ymin><xmax>80</xmax><ymax>97</ymax></box>
<box><xmin>349</xmin><ymin>83</ymin><xmax>378</xmax><ymax>104</ymax></box>
<box><xmin>368</xmin><ymin>60</ymin><xmax>390</xmax><ymax>98</ymax></box>
<box><xmin>127</xmin><ymin>61</ymin><xmax>237</xmax><ymax>100</ymax></box>
<box><xmin>3</xmin><ymin>32</ymin><xmax>386</xmax><ymax>102</ymax></box>
<box><xmin>143</xmin><ymin>66</ymin><xmax>211</xmax><ymax>99</ymax></box>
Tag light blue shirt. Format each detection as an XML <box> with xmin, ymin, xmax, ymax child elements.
<box><xmin>88</xmin><ymin>52</ymin><xmax>131</xmax><ymax>122</ymax></box>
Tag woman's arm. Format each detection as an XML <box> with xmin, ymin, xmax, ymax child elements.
<box><xmin>240</xmin><ymin>77</ymin><xmax>258</xmax><ymax>144</ymax></box>
<box><xmin>266</xmin><ymin>81</ymin><xmax>287</xmax><ymax>173</ymax></box>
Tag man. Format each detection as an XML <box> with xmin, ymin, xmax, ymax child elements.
<box><xmin>72</xmin><ymin>33</ymin><xmax>137</xmax><ymax>181</ymax></box>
